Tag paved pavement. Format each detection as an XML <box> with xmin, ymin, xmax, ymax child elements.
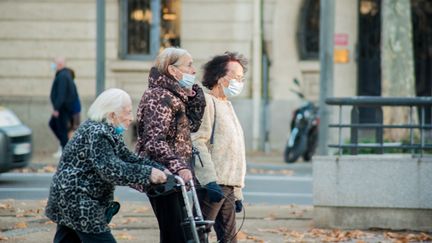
<box><xmin>0</xmin><ymin>172</ymin><xmax>312</xmax><ymax>204</ymax></box>
<box><xmin>0</xmin><ymin>152</ymin><xmax>431</xmax><ymax>242</ymax></box>
<box><xmin>1</xmin><ymin>199</ymin><xmax>430</xmax><ymax>243</ymax></box>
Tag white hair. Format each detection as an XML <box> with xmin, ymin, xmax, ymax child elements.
<box><xmin>88</xmin><ymin>88</ymin><xmax>131</xmax><ymax>122</ymax></box>
<box><xmin>154</xmin><ymin>47</ymin><xmax>191</xmax><ymax>75</ymax></box>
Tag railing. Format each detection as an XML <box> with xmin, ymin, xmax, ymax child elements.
<box><xmin>326</xmin><ymin>96</ymin><xmax>432</xmax><ymax>157</ymax></box>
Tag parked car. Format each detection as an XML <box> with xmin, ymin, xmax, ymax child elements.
<box><xmin>0</xmin><ymin>106</ymin><xmax>32</xmax><ymax>173</ymax></box>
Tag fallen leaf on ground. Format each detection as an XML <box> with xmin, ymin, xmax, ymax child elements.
<box><xmin>246</xmin><ymin>235</ymin><xmax>265</xmax><ymax>242</ymax></box>
<box><xmin>16</xmin><ymin>168</ymin><xmax>35</xmax><ymax>173</ymax></box>
<box><xmin>0</xmin><ymin>203</ymin><xmax>13</xmax><ymax>210</ymax></box>
<box><xmin>288</xmin><ymin>231</ymin><xmax>304</xmax><ymax>239</ymax></box>
<box><xmin>307</xmin><ymin>228</ymin><xmax>371</xmax><ymax>242</ymax></box>
<box><xmin>132</xmin><ymin>206</ymin><xmax>149</xmax><ymax>213</ymax></box>
<box><xmin>384</xmin><ymin>231</ymin><xmax>432</xmax><ymax>242</ymax></box>
<box><xmin>39</xmin><ymin>199</ymin><xmax>48</xmax><ymax>205</ymax></box>
<box><xmin>236</xmin><ymin>231</ymin><xmax>248</xmax><ymax>240</ymax></box>
<box><xmin>115</xmin><ymin>232</ymin><xmax>134</xmax><ymax>240</ymax></box>
<box><xmin>419</xmin><ymin>232</ymin><xmax>432</xmax><ymax>241</ymax></box>
<box><xmin>406</xmin><ymin>233</ymin><xmax>419</xmax><ymax>241</ymax></box>
<box><xmin>264</xmin><ymin>213</ymin><xmax>276</xmax><ymax>220</ymax></box>
<box><xmin>258</xmin><ymin>228</ymin><xmax>281</xmax><ymax>234</ymax></box>
<box><xmin>41</xmin><ymin>165</ymin><xmax>57</xmax><ymax>173</ymax></box>
<box><xmin>20</xmin><ymin>208</ymin><xmax>43</xmax><ymax>217</ymax></box>
<box><xmin>258</xmin><ymin>227</ymin><xmax>304</xmax><ymax>240</ymax></box>
<box><xmin>346</xmin><ymin>230</ymin><xmax>366</xmax><ymax>239</ymax></box>
<box><xmin>14</xmin><ymin>221</ymin><xmax>28</xmax><ymax>229</ymax></box>
<box><xmin>121</xmin><ymin>218</ymin><xmax>142</xmax><ymax>224</ymax></box>
<box><xmin>309</xmin><ymin>228</ymin><xmax>327</xmax><ymax>237</ymax></box>
<box><xmin>385</xmin><ymin>232</ymin><xmax>401</xmax><ymax>239</ymax></box>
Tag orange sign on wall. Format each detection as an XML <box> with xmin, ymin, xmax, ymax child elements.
<box><xmin>334</xmin><ymin>49</ymin><xmax>349</xmax><ymax>63</ymax></box>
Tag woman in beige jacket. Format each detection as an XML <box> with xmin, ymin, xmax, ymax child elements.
<box><xmin>191</xmin><ymin>52</ymin><xmax>248</xmax><ymax>243</ymax></box>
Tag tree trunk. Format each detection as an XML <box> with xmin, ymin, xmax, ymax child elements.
<box><xmin>381</xmin><ymin>0</ymin><xmax>416</xmax><ymax>141</ymax></box>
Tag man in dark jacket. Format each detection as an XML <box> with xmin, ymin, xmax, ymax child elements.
<box><xmin>49</xmin><ymin>57</ymin><xmax>80</xmax><ymax>156</ymax></box>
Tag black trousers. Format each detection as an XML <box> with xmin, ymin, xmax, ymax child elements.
<box><xmin>53</xmin><ymin>224</ymin><xmax>116</xmax><ymax>243</ymax></box>
<box><xmin>149</xmin><ymin>191</ymin><xmax>188</xmax><ymax>243</ymax></box>
<box><xmin>199</xmin><ymin>186</ymin><xmax>237</xmax><ymax>243</ymax></box>
<box><xmin>49</xmin><ymin>113</ymin><xmax>69</xmax><ymax>148</ymax></box>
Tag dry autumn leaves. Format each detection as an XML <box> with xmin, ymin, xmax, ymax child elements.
<box><xmin>251</xmin><ymin>227</ymin><xmax>432</xmax><ymax>243</ymax></box>
<box><xmin>0</xmin><ymin>196</ymin><xmax>431</xmax><ymax>242</ymax></box>
<box><xmin>15</xmin><ymin>165</ymin><xmax>56</xmax><ymax>173</ymax></box>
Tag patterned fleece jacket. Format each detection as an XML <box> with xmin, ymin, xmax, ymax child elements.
<box><xmin>135</xmin><ymin>67</ymin><xmax>206</xmax><ymax>173</ymax></box>
<box><xmin>45</xmin><ymin>119</ymin><xmax>165</xmax><ymax>233</ymax></box>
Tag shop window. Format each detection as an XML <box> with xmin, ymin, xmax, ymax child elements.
<box><xmin>119</xmin><ymin>0</ymin><xmax>181</xmax><ymax>60</ymax></box>
<box><xmin>297</xmin><ymin>0</ymin><xmax>320</xmax><ymax>60</ymax></box>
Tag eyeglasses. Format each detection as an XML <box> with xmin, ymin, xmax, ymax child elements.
<box><xmin>172</xmin><ymin>62</ymin><xmax>193</xmax><ymax>68</ymax></box>
<box><xmin>225</xmin><ymin>73</ymin><xmax>245</xmax><ymax>83</ymax></box>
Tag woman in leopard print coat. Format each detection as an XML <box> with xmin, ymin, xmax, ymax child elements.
<box><xmin>46</xmin><ymin>88</ymin><xmax>168</xmax><ymax>243</ymax></box>
<box><xmin>136</xmin><ymin>47</ymin><xmax>206</xmax><ymax>243</ymax></box>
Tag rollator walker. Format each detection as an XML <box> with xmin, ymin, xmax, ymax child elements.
<box><xmin>147</xmin><ymin>175</ymin><xmax>214</xmax><ymax>243</ymax></box>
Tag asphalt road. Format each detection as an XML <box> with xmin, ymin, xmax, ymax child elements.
<box><xmin>0</xmin><ymin>167</ymin><xmax>312</xmax><ymax>205</ymax></box>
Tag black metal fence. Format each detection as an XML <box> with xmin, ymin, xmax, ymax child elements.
<box><xmin>325</xmin><ymin>96</ymin><xmax>432</xmax><ymax>157</ymax></box>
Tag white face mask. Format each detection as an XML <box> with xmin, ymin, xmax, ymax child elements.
<box><xmin>222</xmin><ymin>79</ymin><xmax>244</xmax><ymax>97</ymax></box>
<box><xmin>178</xmin><ymin>73</ymin><xmax>196</xmax><ymax>89</ymax></box>
<box><xmin>50</xmin><ymin>63</ymin><xmax>57</xmax><ymax>72</ymax></box>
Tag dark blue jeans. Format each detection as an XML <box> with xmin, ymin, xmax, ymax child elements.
<box><xmin>54</xmin><ymin>225</ymin><xmax>116</xmax><ymax>243</ymax></box>
<box><xmin>49</xmin><ymin>113</ymin><xmax>69</xmax><ymax>148</ymax></box>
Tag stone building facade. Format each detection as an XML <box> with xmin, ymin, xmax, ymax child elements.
<box><xmin>3</xmin><ymin>0</ymin><xmax>429</xmax><ymax>155</ymax></box>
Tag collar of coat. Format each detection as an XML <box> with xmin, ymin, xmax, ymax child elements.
<box><xmin>89</xmin><ymin>119</ymin><xmax>123</xmax><ymax>140</ymax></box>
<box><xmin>148</xmin><ymin>67</ymin><xmax>188</xmax><ymax>103</ymax></box>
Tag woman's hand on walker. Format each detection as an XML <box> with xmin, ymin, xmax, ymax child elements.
<box><xmin>150</xmin><ymin>168</ymin><xmax>167</xmax><ymax>184</ymax></box>
<box><xmin>178</xmin><ymin>169</ymin><xmax>192</xmax><ymax>183</ymax></box>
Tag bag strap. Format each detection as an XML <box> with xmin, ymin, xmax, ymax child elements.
<box><xmin>210</xmin><ymin>97</ymin><xmax>216</xmax><ymax>145</ymax></box>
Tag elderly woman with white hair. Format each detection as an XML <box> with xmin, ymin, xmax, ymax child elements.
<box><xmin>45</xmin><ymin>88</ymin><xmax>168</xmax><ymax>243</ymax></box>
<box><xmin>135</xmin><ymin>47</ymin><xmax>206</xmax><ymax>243</ymax></box>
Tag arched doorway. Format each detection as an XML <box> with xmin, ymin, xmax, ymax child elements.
<box><xmin>297</xmin><ymin>0</ymin><xmax>320</xmax><ymax>60</ymax></box>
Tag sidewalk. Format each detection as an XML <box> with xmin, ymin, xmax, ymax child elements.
<box><xmin>1</xmin><ymin>200</ymin><xmax>431</xmax><ymax>243</ymax></box>
<box><xmin>3</xmin><ymin>152</ymin><xmax>430</xmax><ymax>242</ymax></box>
<box><xmin>0</xmin><ymin>200</ymin><xmax>313</xmax><ymax>243</ymax></box>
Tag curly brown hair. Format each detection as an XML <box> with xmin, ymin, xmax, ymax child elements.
<box><xmin>201</xmin><ymin>52</ymin><xmax>248</xmax><ymax>90</ymax></box>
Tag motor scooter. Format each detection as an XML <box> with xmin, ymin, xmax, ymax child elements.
<box><xmin>284</xmin><ymin>78</ymin><xmax>319</xmax><ymax>163</ymax></box>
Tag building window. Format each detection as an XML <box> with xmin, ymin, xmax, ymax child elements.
<box><xmin>297</xmin><ymin>0</ymin><xmax>320</xmax><ymax>60</ymax></box>
<box><xmin>160</xmin><ymin>0</ymin><xmax>181</xmax><ymax>49</ymax></box>
<box><xmin>120</xmin><ymin>0</ymin><xmax>181</xmax><ymax>60</ymax></box>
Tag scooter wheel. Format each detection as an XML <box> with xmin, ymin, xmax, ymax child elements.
<box><xmin>302</xmin><ymin>128</ymin><xmax>318</xmax><ymax>162</ymax></box>
<box><xmin>284</xmin><ymin>135</ymin><xmax>306</xmax><ymax>163</ymax></box>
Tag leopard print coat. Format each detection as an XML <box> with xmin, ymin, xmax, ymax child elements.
<box><xmin>136</xmin><ymin>67</ymin><xmax>206</xmax><ymax>174</ymax></box>
<box><xmin>45</xmin><ymin>119</ymin><xmax>165</xmax><ymax>233</ymax></box>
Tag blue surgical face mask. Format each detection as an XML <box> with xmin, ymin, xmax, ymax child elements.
<box><xmin>50</xmin><ymin>63</ymin><xmax>57</xmax><ymax>72</ymax></box>
<box><xmin>178</xmin><ymin>73</ymin><xmax>196</xmax><ymax>89</ymax></box>
<box><xmin>115</xmin><ymin>124</ymin><xmax>126</xmax><ymax>135</ymax></box>
<box><xmin>223</xmin><ymin>79</ymin><xmax>244</xmax><ymax>97</ymax></box>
